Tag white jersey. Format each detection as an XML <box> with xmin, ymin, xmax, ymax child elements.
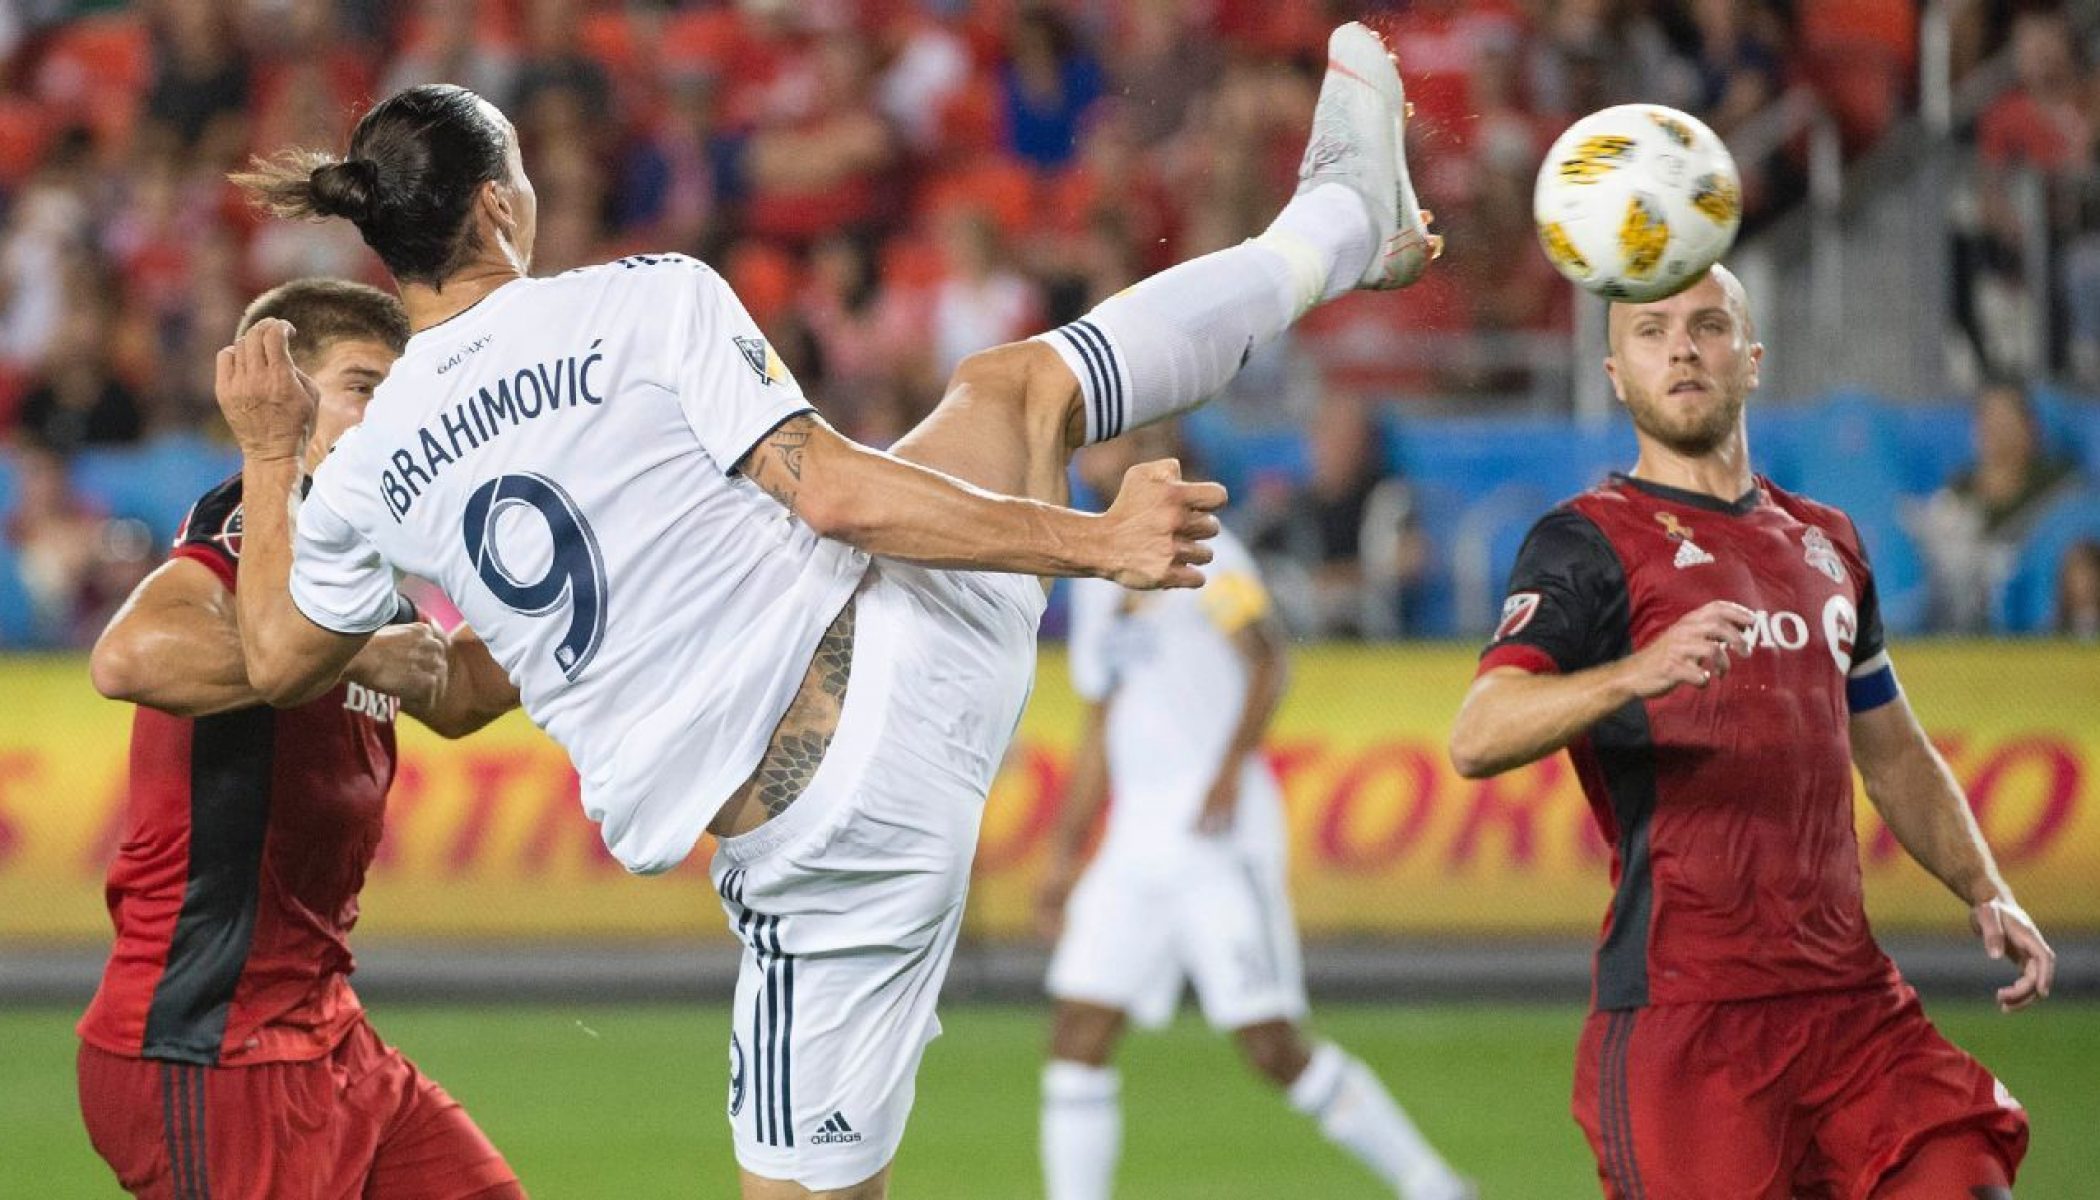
<box><xmin>1066</xmin><ymin>527</ymin><xmax>1285</xmax><ymax>859</ymax></box>
<box><xmin>290</xmin><ymin>255</ymin><xmax>869</xmax><ymax>874</ymax></box>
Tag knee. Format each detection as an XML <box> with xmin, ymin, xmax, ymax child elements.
<box><xmin>1234</xmin><ymin>1022</ymin><xmax>1311</xmax><ymax>1088</ymax></box>
<box><xmin>950</xmin><ymin>342</ymin><xmax>1082</xmax><ymax>443</ymax></box>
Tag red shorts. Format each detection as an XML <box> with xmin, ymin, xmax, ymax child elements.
<box><xmin>1572</xmin><ymin>984</ymin><xmax>2027</xmax><ymax>1200</ymax></box>
<box><xmin>78</xmin><ymin>1017</ymin><xmax>521</xmax><ymax>1200</ymax></box>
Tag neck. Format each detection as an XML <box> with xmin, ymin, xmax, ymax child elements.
<box><xmin>400</xmin><ymin>257</ymin><xmax>526</xmax><ymax>335</ymax></box>
<box><xmin>1629</xmin><ymin>423</ymin><xmax>1755</xmax><ymax>502</ymax></box>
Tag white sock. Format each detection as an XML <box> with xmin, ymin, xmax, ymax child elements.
<box><xmin>1258</xmin><ymin>182</ymin><xmax>1380</xmax><ymax>308</ymax></box>
<box><xmin>1032</xmin><ymin>185</ymin><xmax>1374</xmax><ymax>445</ymax></box>
<box><xmin>1042</xmin><ymin>1060</ymin><xmax>1121</xmax><ymax>1200</ymax></box>
<box><xmin>1287</xmin><ymin>1042</ymin><xmax>1467</xmax><ymax>1200</ymax></box>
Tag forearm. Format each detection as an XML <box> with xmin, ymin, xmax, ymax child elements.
<box><xmin>807</xmin><ymin>438</ymin><xmax>1102</xmax><ymax>575</ymax></box>
<box><xmin>1449</xmin><ymin>663</ymin><xmax>1640</xmax><ymax>779</ymax></box>
<box><xmin>1216</xmin><ymin>644</ymin><xmax>1285</xmax><ymax>784</ymax></box>
<box><xmin>237</xmin><ymin>456</ymin><xmax>350</xmax><ymax>705</ymax></box>
<box><xmin>1052</xmin><ymin>721</ymin><xmax>1112</xmax><ymax>862</ymax></box>
<box><xmin>94</xmin><ymin>616</ymin><xmax>260</xmax><ymax>716</ymax></box>
<box><xmin>1864</xmin><ymin>735</ymin><xmax>2011</xmax><ymax>907</ymax></box>
<box><xmin>408</xmin><ymin>631</ymin><xmax>519</xmax><ymax>738</ymax></box>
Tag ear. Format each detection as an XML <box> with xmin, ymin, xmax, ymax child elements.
<box><xmin>479</xmin><ymin>179</ymin><xmax>517</xmax><ymax>242</ymax></box>
<box><xmin>1746</xmin><ymin>340</ymin><xmax>1764</xmax><ymax>391</ymax></box>
<box><xmin>1603</xmin><ymin>355</ymin><xmax>1626</xmax><ymax>405</ymax></box>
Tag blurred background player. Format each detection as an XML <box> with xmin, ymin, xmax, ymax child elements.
<box><xmin>1038</xmin><ymin>425</ymin><xmax>1473</xmax><ymax>1200</ymax></box>
<box><xmin>1448</xmin><ymin>265</ymin><xmax>2053</xmax><ymax>1200</ymax></box>
<box><xmin>76</xmin><ymin>279</ymin><xmax>523</xmax><ymax>1200</ymax></box>
<box><xmin>210</xmin><ymin>19</ymin><xmax>1434</xmax><ymax>1199</ymax></box>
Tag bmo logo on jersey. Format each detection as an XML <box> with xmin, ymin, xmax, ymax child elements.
<box><xmin>1738</xmin><ymin>609</ymin><xmax>1811</xmax><ymax>652</ymax></box>
<box><xmin>1734</xmin><ymin>596</ymin><xmax>1859</xmax><ymax>674</ymax></box>
<box><xmin>343</xmin><ymin>682</ymin><xmax>400</xmax><ymax>724</ymax></box>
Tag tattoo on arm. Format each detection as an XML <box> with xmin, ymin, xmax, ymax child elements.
<box><xmin>744</xmin><ymin>415</ymin><xmax>814</xmax><ymax>509</ymax></box>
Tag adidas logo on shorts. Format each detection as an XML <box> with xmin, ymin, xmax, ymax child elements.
<box><xmin>810</xmin><ymin>1111</ymin><xmax>863</xmax><ymax>1146</ymax></box>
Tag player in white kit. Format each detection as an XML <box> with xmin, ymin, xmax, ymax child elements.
<box><xmin>213</xmin><ymin>22</ymin><xmax>1436</xmax><ymax>1199</ymax></box>
<box><xmin>1039</xmin><ymin>429</ymin><xmax>1473</xmax><ymax>1200</ymax></box>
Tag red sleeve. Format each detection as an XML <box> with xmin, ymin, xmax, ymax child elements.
<box><xmin>1477</xmin><ymin>642</ymin><xmax>1560</xmax><ymax>678</ymax></box>
<box><xmin>169</xmin><ymin>543</ymin><xmax>237</xmax><ymax>593</ymax></box>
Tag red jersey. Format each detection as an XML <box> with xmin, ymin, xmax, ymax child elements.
<box><xmin>1480</xmin><ymin>474</ymin><xmax>1903</xmax><ymax>1010</ymax></box>
<box><xmin>78</xmin><ymin>475</ymin><xmax>405</xmax><ymax>1067</ymax></box>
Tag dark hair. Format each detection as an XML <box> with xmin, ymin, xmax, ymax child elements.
<box><xmin>230</xmin><ymin>84</ymin><xmax>512</xmax><ymax>287</ymax></box>
<box><xmin>237</xmin><ymin>278</ymin><xmax>410</xmax><ymax>365</ymax></box>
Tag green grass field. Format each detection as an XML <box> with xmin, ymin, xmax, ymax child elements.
<box><xmin>4</xmin><ymin>1001</ymin><xmax>2095</xmax><ymax>1198</ymax></box>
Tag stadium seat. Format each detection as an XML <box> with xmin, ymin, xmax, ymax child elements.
<box><xmin>1400</xmin><ymin>479</ymin><xmax>1467</xmax><ymax>638</ymax></box>
<box><xmin>69</xmin><ymin>435</ymin><xmax>240</xmax><ymax>547</ymax></box>
<box><xmin>0</xmin><ymin>546</ymin><xmax>41</xmax><ymax>648</ymax></box>
<box><xmin>1451</xmin><ymin>480</ymin><xmax>1558</xmax><ymax>638</ymax></box>
<box><xmin>1787</xmin><ymin>392</ymin><xmax>1931</xmax><ymax>634</ymax></box>
<box><xmin>2030</xmin><ymin>384</ymin><xmax>2100</xmax><ymax>478</ymax></box>
<box><xmin>1993</xmin><ymin>488</ymin><xmax>2100</xmax><ymax>633</ymax></box>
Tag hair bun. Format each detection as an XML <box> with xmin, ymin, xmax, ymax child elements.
<box><xmin>309</xmin><ymin>158</ymin><xmax>379</xmax><ymax>222</ymax></box>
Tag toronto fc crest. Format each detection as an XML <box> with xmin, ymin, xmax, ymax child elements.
<box><xmin>1802</xmin><ymin>527</ymin><xmax>1846</xmax><ymax>584</ymax></box>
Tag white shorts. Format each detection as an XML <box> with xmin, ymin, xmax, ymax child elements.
<box><xmin>707</xmin><ymin>561</ymin><xmax>1043</xmax><ymax>1191</ymax></box>
<box><xmin>1047</xmin><ymin>840</ymin><xmax>1309</xmax><ymax>1032</ymax></box>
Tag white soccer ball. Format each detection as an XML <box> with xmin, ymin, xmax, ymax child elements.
<box><xmin>1532</xmin><ymin>104</ymin><xmax>1742</xmax><ymax>302</ymax></box>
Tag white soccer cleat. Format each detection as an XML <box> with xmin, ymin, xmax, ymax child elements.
<box><xmin>1296</xmin><ymin>21</ymin><xmax>1438</xmax><ymax>290</ymax></box>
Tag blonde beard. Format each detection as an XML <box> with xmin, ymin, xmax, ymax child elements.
<box><xmin>1623</xmin><ymin>384</ymin><xmax>1745</xmax><ymax>456</ymax></box>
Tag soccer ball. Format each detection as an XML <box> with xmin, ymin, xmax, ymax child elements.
<box><xmin>1532</xmin><ymin>104</ymin><xmax>1742</xmax><ymax>303</ymax></box>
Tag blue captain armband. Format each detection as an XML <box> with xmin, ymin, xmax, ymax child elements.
<box><xmin>1846</xmin><ymin>652</ymin><xmax>1899</xmax><ymax>713</ymax></box>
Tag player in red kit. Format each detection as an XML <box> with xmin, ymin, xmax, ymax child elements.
<box><xmin>1448</xmin><ymin>265</ymin><xmax>2054</xmax><ymax>1200</ymax></box>
<box><xmin>77</xmin><ymin>280</ymin><xmax>526</xmax><ymax>1200</ymax></box>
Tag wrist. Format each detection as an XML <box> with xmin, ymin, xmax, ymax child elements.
<box><xmin>1597</xmin><ymin>658</ymin><xmax>1643</xmax><ymax>705</ymax></box>
<box><xmin>1967</xmin><ymin>881</ymin><xmax>2016</xmax><ymax>909</ymax></box>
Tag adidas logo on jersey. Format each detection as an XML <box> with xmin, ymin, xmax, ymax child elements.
<box><xmin>811</xmin><ymin>1112</ymin><xmax>863</xmax><ymax>1146</ymax></box>
<box><xmin>1673</xmin><ymin>539</ymin><xmax>1715</xmax><ymax>569</ymax></box>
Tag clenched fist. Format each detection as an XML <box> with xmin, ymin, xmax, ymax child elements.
<box><xmin>215</xmin><ymin>318</ymin><xmax>318</xmax><ymax>464</ymax></box>
<box><xmin>344</xmin><ymin>623</ymin><xmax>449</xmax><ymax>712</ymax></box>
<box><xmin>1099</xmin><ymin>459</ymin><xmax>1227</xmax><ymax>590</ymax></box>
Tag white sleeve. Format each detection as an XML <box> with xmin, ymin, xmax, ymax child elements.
<box><xmin>1066</xmin><ymin>581</ymin><xmax>1116</xmax><ymax>702</ymax></box>
<box><xmin>670</xmin><ymin>264</ymin><xmax>814</xmax><ymax>473</ymax></box>
<box><xmin>289</xmin><ymin>483</ymin><xmax>399</xmax><ymax>635</ymax></box>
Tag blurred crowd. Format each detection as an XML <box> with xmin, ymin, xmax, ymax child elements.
<box><xmin>0</xmin><ymin>0</ymin><xmax>2093</xmax><ymax>647</ymax></box>
<box><xmin>1954</xmin><ymin>5</ymin><xmax>2100</xmax><ymax>389</ymax></box>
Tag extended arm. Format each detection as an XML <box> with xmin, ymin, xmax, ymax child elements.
<box><xmin>1449</xmin><ymin>600</ymin><xmax>1757</xmax><ymax>778</ymax></box>
<box><xmin>1851</xmin><ymin>693</ymin><xmax>2054</xmax><ymax>1010</ymax></box>
<box><xmin>1195</xmin><ymin>615</ymin><xmax>1289</xmax><ymax>835</ymax></box>
<box><xmin>92</xmin><ymin>550</ymin><xmax>456</xmax><ymax>718</ymax></box>
<box><xmin>738</xmin><ymin>415</ymin><xmax>1223</xmax><ymax>589</ymax></box>
<box><xmin>91</xmin><ymin>558</ymin><xmax>266</xmax><ymax>717</ymax></box>
<box><xmin>1036</xmin><ymin>701</ymin><xmax>1112</xmax><ymax>938</ymax></box>
<box><xmin>215</xmin><ymin>320</ymin><xmax>372</xmax><ymax>706</ymax></box>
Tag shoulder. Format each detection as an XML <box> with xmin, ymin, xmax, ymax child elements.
<box><xmin>1523</xmin><ymin>501</ymin><xmax>1617</xmax><ymax>558</ymax></box>
<box><xmin>1760</xmin><ymin>478</ymin><xmax>1864</xmax><ymax>555</ymax></box>
<box><xmin>560</xmin><ymin>253</ymin><xmax>717</xmax><ymax>294</ymax></box>
<box><xmin>173</xmin><ymin>472</ymin><xmax>245</xmax><ymax>556</ymax></box>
